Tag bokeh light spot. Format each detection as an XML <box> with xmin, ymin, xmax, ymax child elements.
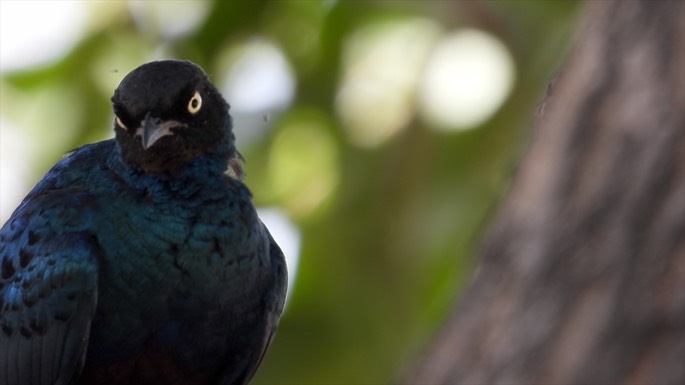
<box><xmin>0</xmin><ymin>1</ymin><xmax>87</xmax><ymax>72</ymax></box>
<box><xmin>268</xmin><ymin>112</ymin><xmax>339</xmax><ymax>219</ymax></box>
<box><xmin>336</xmin><ymin>18</ymin><xmax>441</xmax><ymax>147</ymax></box>
<box><xmin>418</xmin><ymin>29</ymin><xmax>515</xmax><ymax>131</ymax></box>
<box><xmin>221</xmin><ymin>40</ymin><xmax>296</xmax><ymax>114</ymax></box>
<box><xmin>219</xmin><ymin>40</ymin><xmax>296</xmax><ymax>145</ymax></box>
<box><xmin>127</xmin><ymin>0</ymin><xmax>211</xmax><ymax>39</ymax></box>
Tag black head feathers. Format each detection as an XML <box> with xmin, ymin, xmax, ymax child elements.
<box><xmin>111</xmin><ymin>60</ymin><xmax>234</xmax><ymax>174</ymax></box>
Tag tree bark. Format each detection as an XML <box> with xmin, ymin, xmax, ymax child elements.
<box><xmin>408</xmin><ymin>1</ymin><xmax>685</xmax><ymax>384</ymax></box>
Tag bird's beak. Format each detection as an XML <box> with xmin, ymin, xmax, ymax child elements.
<box><xmin>136</xmin><ymin>112</ymin><xmax>186</xmax><ymax>150</ymax></box>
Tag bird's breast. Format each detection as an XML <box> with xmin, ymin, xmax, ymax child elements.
<box><xmin>85</xmin><ymin>187</ymin><xmax>268</xmax><ymax>374</ymax></box>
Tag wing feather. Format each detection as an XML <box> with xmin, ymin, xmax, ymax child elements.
<box><xmin>1</xmin><ymin>190</ymin><xmax>99</xmax><ymax>385</ymax></box>
<box><xmin>228</xmin><ymin>224</ymin><xmax>288</xmax><ymax>385</ymax></box>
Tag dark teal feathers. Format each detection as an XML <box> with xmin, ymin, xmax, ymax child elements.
<box><xmin>0</xmin><ymin>60</ymin><xmax>287</xmax><ymax>385</ymax></box>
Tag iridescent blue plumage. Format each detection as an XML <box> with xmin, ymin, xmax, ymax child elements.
<box><xmin>0</xmin><ymin>60</ymin><xmax>287</xmax><ymax>385</ymax></box>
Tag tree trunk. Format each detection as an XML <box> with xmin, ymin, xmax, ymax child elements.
<box><xmin>408</xmin><ymin>1</ymin><xmax>685</xmax><ymax>384</ymax></box>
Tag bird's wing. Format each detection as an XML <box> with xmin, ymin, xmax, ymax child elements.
<box><xmin>0</xmin><ymin>189</ymin><xmax>99</xmax><ymax>385</ymax></box>
<box><xmin>234</xmin><ymin>226</ymin><xmax>288</xmax><ymax>385</ymax></box>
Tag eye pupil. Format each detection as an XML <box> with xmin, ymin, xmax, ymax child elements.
<box><xmin>188</xmin><ymin>91</ymin><xmax>202</xmax><ymax>114</ymax></box>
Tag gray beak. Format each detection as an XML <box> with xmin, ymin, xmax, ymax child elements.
<box><xmin>136</xmin><ymin>112</ymin><xmax>185</xmax><ymax>150</ymax></box>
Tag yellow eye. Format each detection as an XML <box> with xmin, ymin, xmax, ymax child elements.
<box><xmin>115</xmin><ymin>116</ymin><xmax>127</xmax><ymax>129</ymax></box>
<box><xmin>188</xmin><ymin>91</ymin><xmax>202</xmax><ymax>114</ymax></box>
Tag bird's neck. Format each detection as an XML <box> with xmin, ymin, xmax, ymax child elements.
<box><xmin>110</xmin><ymin>140</ymin><xmax>236</xmax><ymax>196</ymax></box>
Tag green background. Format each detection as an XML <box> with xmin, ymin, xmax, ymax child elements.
<box><xmin>0</xmin><ymin>1</ymin><xmax>580</xmax><ymax>384</ymax></box>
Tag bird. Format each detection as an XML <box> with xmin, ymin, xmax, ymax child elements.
<box><xmin>0</xmin><ymin>60</ymin><xmax>287</xmax><ymax>385</ymax></box>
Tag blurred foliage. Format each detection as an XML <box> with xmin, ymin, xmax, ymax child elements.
<box><xmin>0</xmin><ymin>1</ymin><xmax>581</xmax><ymax>384</ymax></box>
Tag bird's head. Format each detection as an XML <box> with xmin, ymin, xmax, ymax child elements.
<box><xmin>111</xmin><ymin>60</ymin><xmax>235</xmax><ymax>174</ymax></box>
